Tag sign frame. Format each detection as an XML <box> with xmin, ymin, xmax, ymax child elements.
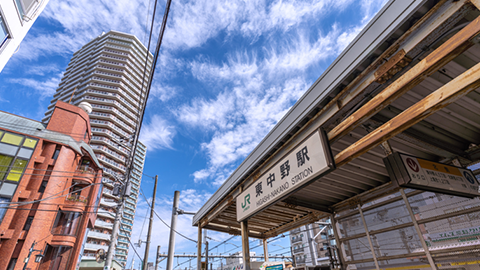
<box><xmin>236</xmin><ymin>128</ymin><xmax>335</xmax><ymax>222</ymax></box>
<box><xmin>384</xmin><ymin>152</ymin><xmax>479</xmax><ymax>198</ymax></box>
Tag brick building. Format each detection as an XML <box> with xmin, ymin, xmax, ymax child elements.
<box><xmin>0</xmin><ymin>101</ymin><xmax>103</xmax><ymax>270</ymax></box>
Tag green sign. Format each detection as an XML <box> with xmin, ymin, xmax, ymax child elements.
<box><xmin>265</xmin><ymin>265</ymin><xmax>283</xmax><ymax>270</ymax></box>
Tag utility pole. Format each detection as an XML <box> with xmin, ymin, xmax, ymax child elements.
<box><xmin>166</xmin><ymin>191</ymin><xmax>180</xmax><ymax>270</ymax></box>
<box><xmin>105</xmin><ymin>201</ymin><xmax>124</xmax><ymax>269</ymax></box>
<box><xmin>155</xmin><ymin>245</ymin><xmax>161</xmax><ymax>270</ymax></box>
<box><xmin>143</xmin><ymin>175</ymin><xmax>158</xmax><ymax>270</ymax></box>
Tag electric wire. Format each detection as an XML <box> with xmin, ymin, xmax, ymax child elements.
<box><xmin>120</xmin><ymin>223</ymin><xmax>144</xmax><ymax>266</ymax></box>
<box><xmin>139</xmin><ymin>187</ymin><xmax>197</xmax><ymax>243</ymax></box>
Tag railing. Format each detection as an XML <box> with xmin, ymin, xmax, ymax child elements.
<box><xmin>66</xmin><ymin>194</ymin><xmax>88</xmax><ymax>204</ymax></box>
<box><xmin>85</xmin><ymin>243</ymin><xmax>109</xmax><ymax>251</ymax></box>
<box><xmin>292</xmin><ymin>237</ymin><xmax>303</xmax><ymax>244</ymax></box>
<box><xmin>76</xmin><ymin>165</ymin><xmax>96</xmax><ymax>174</ymax></box>
<box><xmin>295</xmin><ymin>257</ymin><xmax>306</xmax><ymax>264</ymax></box>
<box><xmin>87</xmin><ymin>231</ymin><xmax>111</xmax><ymax>240</ymax></box>
<box><xmin>121</xmin><ymin>220</ymin><xmax>133</xmax><ymax>226</ymax></box>
<box><xmin>293</xmin><ymin>247</ymin><xmax>305</xmax><ymax>254</ymax></box>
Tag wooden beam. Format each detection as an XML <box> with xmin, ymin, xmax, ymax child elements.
<box><xmin>335</xmin><ymin>60</ymin><xmax>480</xmax><ymax>166</ymax></box>
<box><xmin>328</xmin><ymin>16</ymin><xmax>480</xmax><ymax>142</ymax></box>
<box><xmin>471</xmin><ymin>0</ymin><xmax>480</xmax><ymax>10</ymax></box>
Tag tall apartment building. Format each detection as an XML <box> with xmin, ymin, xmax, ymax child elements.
<box><xmin>290</xmin><ymin>222</ymin><xmax>334</xmax><ymax>267</ymax></box>
<box><xmin>0</xmin><ymin>0</ymin><xmax>50</xmax><ymax>72</ymax></box>
<box><xmin>42</xmin><ymin>30</ymin><xmax>152</xmax><ymax>268</ymax></box>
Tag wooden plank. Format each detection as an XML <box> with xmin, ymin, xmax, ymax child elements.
<box><xmin>335</xmin><ymin>60</ymin><xmax>480</xmax><ymax>166</ymax></box>
<box><xmin>328</xmin><ymin>16</ymin><xmax>480</xmax><ymax>142</ymax></box>
<box><xmin>471</xmin><ymin>0</ymin><xmax>480</xmax><ymax>10</ymax></box>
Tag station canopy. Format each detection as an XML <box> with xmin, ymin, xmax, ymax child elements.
<box><xmin>193</xmin><ymin>0</ymin><xmax>480</xmax><ymax>239</ymax></box>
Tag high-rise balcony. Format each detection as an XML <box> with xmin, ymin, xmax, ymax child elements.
<box><xmin>84</xmin><ymin>243</ymin><xmax>109</xmax><ymax>251</ymax></box>
<box><xmin>118</xmin><ymin>238</ymin><xmax>128</xmax><ymax>244</ymax></box>
<box><xmin>120</xmin><ymin>226</ymin><xmax>132</xmax><ymax>232</ymax></box>
<box><xmin>117</xmin><ymin>244</ymin><xmax>128</xmax><ymax>250</ymax></box>
<box><xmin>87</xmin><ymin>231</ymin><xmax>111</xmax><ymax>241</ymax></box>
<box><xmin>292</xmin><ymin>247</ymin><xmax>305</xmax><ymax>254</ymax></box>
<box><xmin>292</xmin><ymin>237</ymin><xmax>304</xmax><ymax>244</ymax></box>
<box><xmin>121</xmin><ymin>219</ymin><xmax>133</xmax><ymax>227</ymax></box>
<box><xmin>97</xmin><ymin>210</ymin><xmax>116</xmax><ymax>219</ymax></box>
<box><xmin>99</xmin><ymin>198</ymin><xmax>117</xmax><ymax>208</ymax></box>
<box><xmin>124</xmin><ymin>209</ymin><xmax>135</xmax><ymax>215</ymax></box>
<box><xmin>124</xmin><ymin>203</ymin><xmax>135</xmax><ymax>211</ymax></box>
<box><xmin>95</xmin><ymin>220</ymin><xmax>114</xmax><ymax>230</ymax></box>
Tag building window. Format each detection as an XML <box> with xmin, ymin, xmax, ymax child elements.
<box><xmin>52</xmin><ymin>146</ymin><xmax>61</xmax><ymax>160</ymax></box>
<box><xmin>14</xmin><ymin>0</ymin><xmax>39</xmax><ymax>20</ymax></box>
<box><xmin>0</xmin><ymin>13</ymin><xmax>9</xmax><ymax>49</ymax></box>
<box><xmin>52</xmin><ymin>211</ymin><xmax>82</xmax><ymax>236</ymax></box>
<box><xmin>6</xmin><ymin>258</ymin><xmax>16</xmax><ymax>270</ymax></box>
<box><xmin>0</xmin><ymin>154</ymin><xmax>14</xmax><ymax>180</ymax></box>
<box><xmin>23</xmin><ymin>216</ymin><xmax>34</xmax><ymax>230</ymax></box>
<box><xmin>6</xmin><ymin>158</ymin><xmax>27</xmax><ymax>181</ymax></box>
<box><xmin>38</xmin><ymin>180</ymin><xmax>48</xmax><ymax>193</ymax></box>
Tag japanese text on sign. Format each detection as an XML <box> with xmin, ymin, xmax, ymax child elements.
<box><xmin>236</xmin><ymin>130</ymin><xmax>333</xmax><ymax>222</ymax></box>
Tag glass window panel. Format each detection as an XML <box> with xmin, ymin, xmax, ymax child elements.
<box><xmin>0</xmin><ymin>155</ymin><xmax>13</xmax><ymax>181</ymax></box>
<box><xmin>6</xmin><ymin>159</ymin><xmax>27</xmax><ymax>182</ymax></box>
<box><xmin>0</xmin><ymin>197</ymin><xmax>10</xmax><ymax>223</ymax></box>
<box><xmin>0</xmin><ymin>131</ymin><xmax>3</xmax><ymax>138</ymax></box>
<box><xmin>14</xmin><ymin>0</ymin><xmax>25</xmax><ymax>17</ymax></box>
<box><xmin>17</xmin><ymin>148</ymin><xmax>33</xmax><ymax>159</ymax></box>
<box><xmin>0</xmin><ymin>14</ymin><xmax>8</xmax><ymax>46</ymax></box>
<box><xmin>1</xmin><ymin>133</ymin><xmax>23</xmax><ymax>146</ymax></box>
<box><xmin>22</xmin><ymin>138</ymin><xmax>37</xmax><ymax>148</ymax></box>
<box><xmin>0</xmin><ymin>182</ymin><xmax>17</xmax><ymax>197</ymax></box>
<box><xmin>0</xmin><ymin>143</ymin><xmax>18</xmax><ymax>156</ymax></box>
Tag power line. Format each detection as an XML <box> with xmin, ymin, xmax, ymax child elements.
<box><xmin>139</xmin><ymin>187</ymin><xmax>197</xmax><ymax>243</ymax></box>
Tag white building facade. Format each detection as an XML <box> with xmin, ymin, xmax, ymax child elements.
<box><xmin>42</xmin><ymin>30</ymin><xmax>152</xmax><ymax>267</ymax></box>
<box><xmin>0</xmin><ymin>0</ymin><xmax>49</xmax><ymax>72</ymax></box>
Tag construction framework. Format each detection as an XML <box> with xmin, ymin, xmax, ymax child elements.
<box><xmin>193</xmin><ymin>0</ymin><xmax>480</xmax><ymax>269</ymax></box>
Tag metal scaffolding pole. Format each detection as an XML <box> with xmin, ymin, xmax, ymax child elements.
<box><xmin>400</xmin><ymin>189</ymin><xmax>437</xmax><ymax>270</ymax></box>
<box><xmin>358</xmin><ymin>204</ymin><xmax>380</xmax><ymax>270</ymax></box>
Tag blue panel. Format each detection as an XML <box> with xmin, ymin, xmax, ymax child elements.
<box><xmin>0</xmin><ymin>197</ymin><xmax>10</xmax><ymax>223</ymax></box>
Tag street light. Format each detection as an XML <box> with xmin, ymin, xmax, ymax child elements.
<box><xmin>23</xmin><ymin>241</ymin><xmax>44</xmax><ymax>269</ymax></box>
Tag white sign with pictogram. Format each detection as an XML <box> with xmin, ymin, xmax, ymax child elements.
<box><xmin>236</xmin><ymin>130</ymin><xmax>334</xmax><ymax>222</ymax></box>
<box><xmin>384</xmin><ymin>153</ymin><xmax>479</xmax><ymax>198</ymax></box>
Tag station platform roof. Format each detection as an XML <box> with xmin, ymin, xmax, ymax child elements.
<box><xmin>193</xmin><ymin>0</ymin><xmax>480</xmax><ymax>239</ymax></box>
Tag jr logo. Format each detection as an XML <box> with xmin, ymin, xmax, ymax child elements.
<box><xmin>241</xmin><ymin>194</ymin><xmax>250</xmax><ymax>209</ymax></box>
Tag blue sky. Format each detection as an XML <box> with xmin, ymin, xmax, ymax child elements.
<box><xmin>0</xmin><ymin>0</ymin><xmax>388</xmax><ymax>268</ymax></box>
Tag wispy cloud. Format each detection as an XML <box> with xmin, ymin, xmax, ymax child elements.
<box><xmin>139</xmin><ymin>115</ymin><xmax>176</xmax><ymax>151</ymax></box>
<box><xmin>9</xmin><ymin>73</ymin><xmax>62</xmax><ymax>98</ymax></box>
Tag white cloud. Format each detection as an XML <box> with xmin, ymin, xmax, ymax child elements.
<box><xmin>176</xmin><ymin>0</ymin><xmax>389</xmax><ymax>184</ymax></box>
<box><xmin>139</xmin><ymin>115</ymin><xmax>176</xmax><ymax>151</ymax></box>
<box><xmin>9</xmin><ymin>73</ymin><xmax>62</xmax><ymax>98</ymax></box>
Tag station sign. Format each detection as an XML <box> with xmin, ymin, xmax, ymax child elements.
<box><xmin>384</xmin><ymin>152</ymin><xmax>479</xmax><ymax>198</ymax></box>
<box><xmin>236</xmin><ymin>129</ymin><xmax>335</xmax><ymax>222</ymax></box>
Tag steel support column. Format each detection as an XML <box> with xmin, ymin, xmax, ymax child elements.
<box><xmin>241</xmin><ymin>221</ymin><xmax>251</xmax><ymax>270</ymax></box>
<box><xmin>400</xmin><ymin>189</ymin><xmax>437</xmax><ymax>270</ymax></box>
<box><xmin>357</xmin><ymin>204</ymin><xmax>380</xmax><ymax>270</ymax></box>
